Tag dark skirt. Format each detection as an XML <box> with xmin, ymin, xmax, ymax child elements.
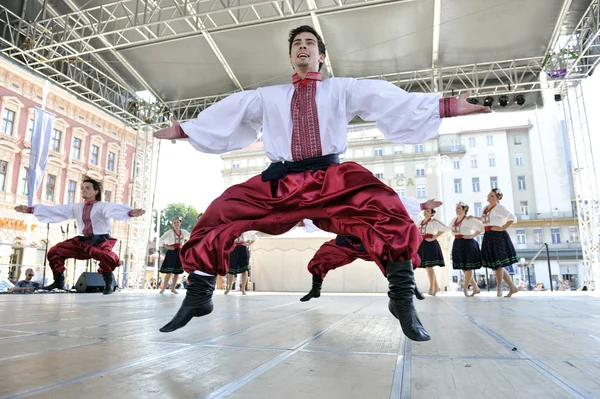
<box><xmin>417</xmin><ymin>239</ymin><xmax>445</xmax><ymax>268</ymax></box>
<box><xmin>451</xmin><ymin>238</ymin><xmax>482</xmax><ymax>270</ymax></box>
<box><xmin>229</xmin><ymin>245</ymin><xmax>250</xmax><ymax>275</ymax></box>
<box><xmin>481</xmin><ymin>230</ymin><xmax>518</xmax><ymax>270</ymax></box>
<box><xmin>160</xmin><ymin>248</ymin><xmax>183</xmax><ymax>274</ymax></box>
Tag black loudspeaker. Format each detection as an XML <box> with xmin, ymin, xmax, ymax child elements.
<box><xmin>75</xmin><ymin>272</ymin><xmax>116</xmax><ymax>293</ymax></box>
<box><xmin>555</xmin><ymin>93</ymin><xmax>562</xmax><ymax>102</ymax></box>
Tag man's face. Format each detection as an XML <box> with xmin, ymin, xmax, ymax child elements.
<box><xmin>81</xmin><ymin>182</ymin><xmax>98</xmax><ymax>200</ymax></box>
<box><xmin>25</xmin><ymin>269</ymin><xmax>34</xmax><ymax>281</ymax></box>
<box><xmin>289</xmin><ymin>32</ymin><xmax>325</xmax><ymax>72</ymax></box>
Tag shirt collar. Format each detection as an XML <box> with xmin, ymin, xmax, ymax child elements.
<box><xmin>292</xmin><ymin>71</ymin><xmax>322</xmax><ymax>84</ymax></box>
<box><xmin>84</xmin><ymin>200</ymin><xmax>98</xmax><ymax>205</ymax></box>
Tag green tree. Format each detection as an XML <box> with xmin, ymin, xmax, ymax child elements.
<box><xmin>159</xmin><ymin>203</ymin><xmax>199</xmax><ymax>237</ymax></box>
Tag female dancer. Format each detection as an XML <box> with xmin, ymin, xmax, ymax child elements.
<box><xmin>478</xmin><ymin>188</ymin><xmax>519</xmax><ymax>297</ymax></box>
<box><xmin>417</xmin><ymin>208</ymin><xmax>449</xmax><ymax>295</ymax></box>
<box><xmin>450</xmin><ymin>202</ymin><xmax>483</xmax><ymax>297</ymax></box>
<box><xmin>225</xmin><ymin>231</ymin><xmax>259</xmax><ymax>295</ymax></box>
<box><xmin>158</xmin><ymin>216</ymin><xmax>190</xmax><ymax>294</ymax></box>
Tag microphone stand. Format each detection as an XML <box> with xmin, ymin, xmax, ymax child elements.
<box><xmin>42</xmin><ymin>223</ymin><xmax>49</xmax><ymax>287</ymax></box>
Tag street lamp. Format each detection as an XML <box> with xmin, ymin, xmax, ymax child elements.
<box><xmin>427</xmin><ymin>154</ymin><xmax>452</xmax><ymax>176</ymax></box>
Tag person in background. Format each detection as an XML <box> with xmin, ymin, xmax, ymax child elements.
<box><xmin>9</xmin><ymin>268</ymin><xmax>40</xmax><ymax>293</ymax></box>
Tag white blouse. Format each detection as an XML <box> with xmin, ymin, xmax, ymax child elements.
<box><xmin>419</xmin><ymin>218</ymin><xmax>450</xmax><ymax>236</ymax></box>
<box><xmin>235</xmin><ymin>231</ymin><xmax>260</xmax><ymax>244</ymax></box>
<box><xmin>181</xmin><ymin>78</ymin><xmax>443</xmax><ymax>162</ymax></box>
<box><xmin>449</xmin><ymin>216</ymin><xmax>484</xmax><ymax>236</ymax></box>
<box><xmin>32</xmin><ymin>202</ymin><xmax>133</xmax><ymax>235</ymax></box>
<box><xmin>159</xmin><ymin>229</ymin><xmax>191</xmax><ymax>246</ymax></box>
<box><xmin>482</xmin><ymin>203</ymin><xmax>517</xmax><ymax>227</ymax></box>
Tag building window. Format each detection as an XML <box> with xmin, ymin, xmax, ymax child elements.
<box><xmin>414</xmin><ymin>144</ymin><xmax>424</xmax><ymax>153</ymax></box>
<box><xmin>107</xmin><ymin>152</ymin><xmax>116</xmax><ymax>171</ymax></box>
<box><xmin>396</xmin><ymin>188</ymin><xmax>406</xmax><ymax>199</ymax></box>
<box><xmin>71</xmin><ymin>138</ymin><xmax>82</xmax><ymax>160</ymax></box>
<box><xmin>393</xmin><ymin>146</ymin><xmax>403</xmax><ymax>155</ymax></box>
<box><xmin>105</xmin><ymin>190</ymin><xmax>112</xmax><ymax>202</ymax></box>
<box><xmin>375</xmin><ymin>172</ymin><xmax>384</xmax><ymax>179</ymax></box>
<box><xmin>472</xmin><ymin>177</ymin><xmax>480</xmax><ymax>192</ymax></box>
<box><xmin>514</xmin><ymin>135</ymin><xmax>522</xmax><ymax>145</ymax></box>
<box><xmin>515</xmin><ymin>154</ymin><xmax>524</xmax><ymax>166</ymax></box>
<box><xmin>518</xmin><ymin>175</ymin><xmax>526</xmax><ymax>190</ymax></box>
<box><xmin>453</xmin><ymin>160</ymin><xmax>460</xmax><ymax>169</ymax></box>
<box><xmin>451</xmin><ymin>139</ymin><xmax>460</xmax><ymax>151</ymax></box>
<box><xmin>534</xmin><ymin>228</ymin><xmax>543</xmax><ymax>245</ymax></box>
<box><xmin>417</xmin><ymin>186</ymin><xmax>427</xmax><ymax>198</ymax></box>
<box><xmin>374</xmin><ymin>148</ymin><xmax>383</xmax><ymax>156</ymax></box>
<box><xmin>415</xmin><ymin>168</ymin><xmax>425</xmax><ymax>176</ymax></box>
<box><xmin>454</xmin><ymin>178</ymin><xmax>462</xmax><ymax>193</ymax></box>
<box><xmin>20</xmin><ymin>167</ymin><xmax>29</xmax><ymax>195</ymax></box>
<box><xmin>486</xmin><ymin>135</ymin><xmax>494</xmax><ymax>146</ymax></box>
<box><xmin>45</xmin><ymin>174</ymin><xmax>56</xmax><ymax>201</ymax></box>
<box><xmin>471</xmin><ymin>155</ymin><xmax>478</xmax><ymax>168</ymax></box>
<box><xmin>232</xmin><ymin>161</ymin><xmax>240</xmax><ymax>169</ymax></box>
<box><xmin>51</xmin><ymin>129</ymin><xmax>62</xmax><ymax>152</ymax></box>
<box><xmin>490</xmin><ymin>176</ymin><xmax>498</xmax><ymax>190</ymax></box>
<box><xmin>551</xmin><ymin>228</ymin><xmax>561</xmax><ymax>244</ymax></box>
<box><xmin>516</xmin><ymin>229</ymin><xmax>526</xmax><ymax>244</ymax></box>
<box><xmin>67</xmin><ymin>180</ymin><xmax>77</xmax><ymax>204</ymax></box>
<box><xmin>520</xmin><ymin>201</ymin><xmax>529</xmax><ymax>216</ymax></box>
<box><xmin>90</xmin><ymin>145</ymin><xmax>99</xmax><ymax>165</ymax></box>
<box><xmin>1</xmin><ymin>109</ymin><xmax>15</xmax><ymax>135</ymax></box>
<box><xmin>0</xmin><ymin>160</ymin><xmax>6</xmax><ymax>191</ymax></box>
<box><xmin>474</xmin><ymin>202</ymin><xmax>482</xmax><ymax>217</ymax></box>
<box><xmin>488</xmin><ymin>154</ymin><xmax>496</xmax><ymax>167</ymax></box>
<box><xmin>394</xmin><ymin>165</ymin><xmax>405</xmax><ymax>178</ymax></box>
<box><xmin>568</xmin><ymin>227</ymin><xmax>579</xmax><ymax>243</ymax></box>
<box><xmin>469</xmin><ymin>137</ymin><xmax>476</xmax><ymax>147</ymax></box>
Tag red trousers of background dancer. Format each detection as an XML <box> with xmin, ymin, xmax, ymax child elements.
<box><xmin>47</xmin><ymin>237</ymin><xmax>120</xmax><ymax>274</ymax></box>
<box><xmin>181</xmin><ymin>162</ymin><xmax>422</xmax><ymax>275</ymax></box>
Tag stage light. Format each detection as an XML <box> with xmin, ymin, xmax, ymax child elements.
<box><xmin>484</xmin><ymin>96</ymin><xmax>494</xmax><ymax>107</ymax></box>
<box><xmin>498</xmin><ymin>95</ymin><xmax>509</xmax><ymax>107</ymax></box>
<box><xmin>515</xmin><ymin>94</ymin><xmax>525</xmax><ymax>106</ymax></box>
<box><xmin>466</xmin><ymin>98</ymin><xmax>479</xmax><ymax>105</ymax></box>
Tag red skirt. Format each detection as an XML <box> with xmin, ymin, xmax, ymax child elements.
<box><xmin>180</xmin><ymin>161</ymin><xmax>421</xmax><ymax>275</ymax></box>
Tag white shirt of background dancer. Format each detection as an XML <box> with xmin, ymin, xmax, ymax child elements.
<box><xmin>449</xmin><ymin>216</ymin><xmax>484</xmax><ymax>236</ymax></box>
<box><xmin>481</xmin><ymin>204</ymin><xmax>517</xmax><ymax>227</ymax></box>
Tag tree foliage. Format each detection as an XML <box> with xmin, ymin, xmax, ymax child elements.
<box><xmin>159</xmin><ymin>203</ymin><xmax>199</xmax><ymax>237</ymax></box>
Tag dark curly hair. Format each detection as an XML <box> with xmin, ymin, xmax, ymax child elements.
<box><xmin>82</xmin><ymin>177</ymin><xmax>102</xmax><ymax>201</ymax></box>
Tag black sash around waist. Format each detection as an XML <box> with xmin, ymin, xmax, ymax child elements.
<box><xmin>78</xmin><ymin>234</ymin><xmax>111</xmax><ymax>246</ymax></box>
<box><xmin>261</xmin><ymin>154</ymin><xmax>340</xmax><ymax>182</ymax></box>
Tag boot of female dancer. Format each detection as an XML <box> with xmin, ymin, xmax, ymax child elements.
<box><xmin>159</xmin><ymin>273</ymin><xmax>215</xmax><ymax>332</ymax></box>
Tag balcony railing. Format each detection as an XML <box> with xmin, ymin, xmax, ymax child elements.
<box><xmin>439</xmin><ymin>145</ymin><xmax>466</xmax><ymax>154</ymax></box>
<box><xmin>516</xmin><ymin>211</ymin><xmax>576</xmax><ymax>220</ymax></box>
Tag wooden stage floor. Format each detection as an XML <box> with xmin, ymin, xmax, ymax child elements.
<box><xmin>0</xmin><ymin>290</ymin><xmax>599</xmax><ymax>399</ymax></box>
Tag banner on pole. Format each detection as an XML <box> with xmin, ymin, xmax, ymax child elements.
<box><xmin>27</xmin><ymin>107</ymin><xmax>55</xmax><ymax>207</ymax></box>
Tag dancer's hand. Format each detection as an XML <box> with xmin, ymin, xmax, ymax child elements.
<box><xmin>14</xmin><ymin>205</ymin><xmax>30</xmax><ymax>213</ymax></box>
<box><xmin>457</xmin><ymin>91</ymin><xmax>492</xmax><ymax>115</ymax></box>
<box><xmin>153</xmin><ymin>117</ymin><xmax>187</xmax><ymax>140</ymax></box>
<box><xmin>423</xmin><ymin>199</ymin><xmax>443</xmax><ymax>209</ymax></box>
<box><xmin>130</xmin><ymin>209</ymin><xmax>146</xmax><ymax>217</ymax></box>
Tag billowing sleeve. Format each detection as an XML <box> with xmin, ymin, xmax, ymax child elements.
<box><xmin>32</xmin><ymin>204</ymin><xmax>75</xmax><ymax>223</ymax></box>
<box><xmin>182</xmin><ymin>229</ymin><xmax>191</xmax><ymax>241</ymax></box>
<box><xmin>102</xmin><ymin>203</ymin><xmax>134</xmax><ymax>220</ymax></box>
<box><xmin>498</xmin><ymin>204</ymin><xmax>517</xmax><ymax>223</ymax></box>
<box><xmin>159</xmin><ymin>230</ymin><xmax>172</xmax><ymax>247</ymax></box>
<box><xmin>402</xmin><ymin>197</ymin><xmax>423</xmax><ymax>216</ymax></box>
<box><xmin>346</xmin><ymin>79</ymin><xmax>443</xmax><ymax>144</ymax></box>
<box><xmin>434</xmin><ymin>219</ymin><xmax>451</xmax><ymax>233</ymax></box>
<box><xmin>180</xmin><ymin>91</ymin><xmax>263</xmax><ymax>154</ymax></box>
<box><xmin>468</xmin><ymin>218</ymin><xmax>484</xmax><ymax>232</ymax></box>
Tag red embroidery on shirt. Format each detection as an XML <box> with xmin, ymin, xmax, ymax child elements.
<box><xmin>290</xmin><ymin>72</ymin><xmax>323</xmax><ymax>161</ymax></box>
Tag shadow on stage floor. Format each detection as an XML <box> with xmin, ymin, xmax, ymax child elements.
<box><xmin>0</xmin><ymin>290</ymin><xmax>599</xmax><ymax>399</ymax></box>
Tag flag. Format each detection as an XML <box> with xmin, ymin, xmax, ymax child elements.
<box><xmin>27</xmin><ymin>107</ymin><xmax>55</xmax><ymax>207</ymax></box>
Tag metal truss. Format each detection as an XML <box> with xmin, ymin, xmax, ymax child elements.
<box><xmin>5</xmin><ymin>0</ymin><xmax>412</xmax><ymax>64</ymax></box>
<box><xmin>165</xmin><ymin>57</ymin><xmax>549</xmax><ymax>123</ymax></box>
<box><xmin>545</xmin><ymin>0</ymin><xmax>600</xmax><ymax>81</ymax></box>
<box><xmin>561</xmin><ymin>81</ymin><xmax>600</xmax><ymax>291</ymax></box>
<box><xmin>0</xmin><ymin>6</ymin><xmax>159</xmax><ymax>125</ymax></box>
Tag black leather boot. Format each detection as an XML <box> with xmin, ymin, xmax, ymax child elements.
<box><xmin>102</xmin><ymin>272</ymin><xmax>115</xmax><ymax>295</ymax></box>
<box><xmin>42</xmin><ymin>271</ymin><xmax>64</xmax><ymax>290</ymax></box>
<box><xmin>386</xmin><ymin>260</ymin><xmax>430</xmax><ymax>341</ymax></box>
<box><xmin>300</xmin><ymin>274</ymin><xmax>322</xmax><ymax>302</ymax></box>
<box><xmin>160</xmin><ymin>273</ymin><xmax>215</xmax><ymax>333</ymax></box>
